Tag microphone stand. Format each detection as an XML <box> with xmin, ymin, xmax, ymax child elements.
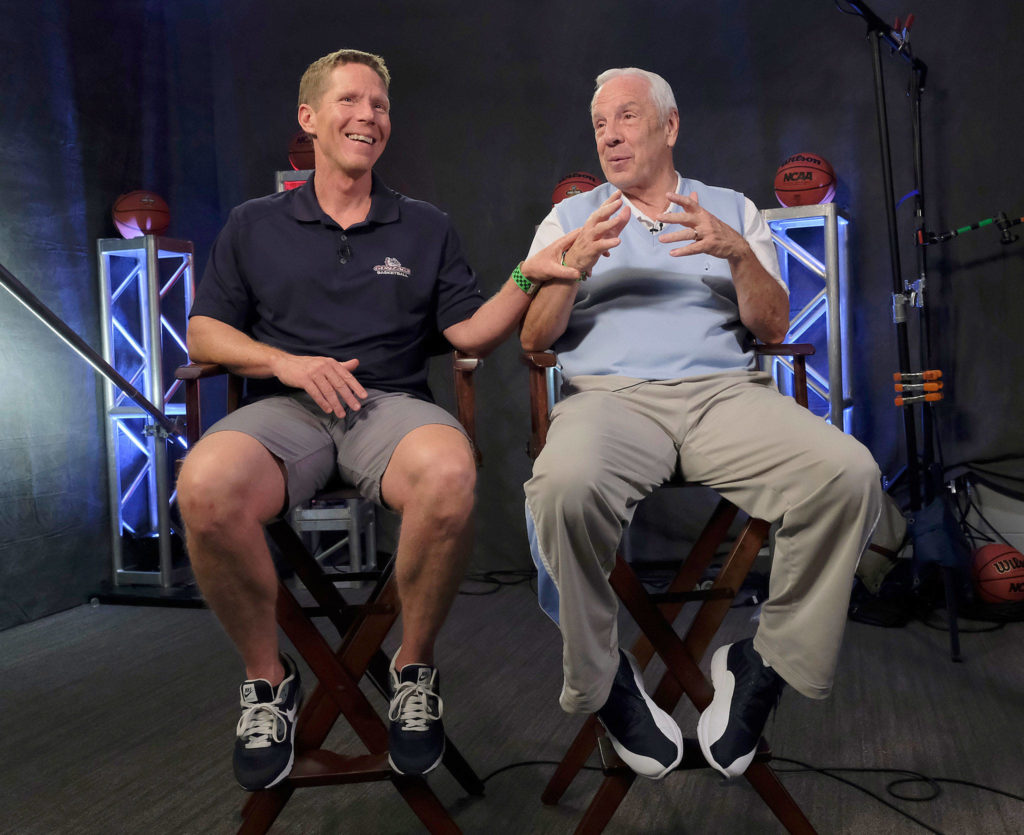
<box><xmin>842</xmin><ymin>2</ymin><xmax>964</xmax><ymax>660</ymax></box>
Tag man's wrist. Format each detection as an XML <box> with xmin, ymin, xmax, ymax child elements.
<box><xmin>511</xmin><ymin>262</ymin><xmax>537</xmax><ymax>296</ymax></box>
<box><xmin>560</xmin><ymin>249</ymin><xmax>588</xmax><ymax>281</ymax></box>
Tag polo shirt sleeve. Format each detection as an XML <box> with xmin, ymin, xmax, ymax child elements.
<box><xmin>743</xmin><ymin>197</ymin><xmax>787</xmax><ymax>293</ymax></box>
<box><xmin>526</xmin><ymin>207</ymin><xmax>564</xmax><ymax>258</ymax></box>
<box><xmin>189</xmin><ymin>209</ymin><xmax>256</xmax><ymax>330</ymax></box>
<box><xmin>433</xmin><ymin>221</ymin><xmax>484</xmax><ymax>332</ymax></box>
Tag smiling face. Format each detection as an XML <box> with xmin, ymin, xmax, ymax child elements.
<box><xmin>591</xmin><ymin>74</ymin><xmax>678</xmax><ymax>195</ymax></box>
<box><xmin>298</xmin><ymin>62</ymin><xmax>391</xmax><ymax>181</ymax></box>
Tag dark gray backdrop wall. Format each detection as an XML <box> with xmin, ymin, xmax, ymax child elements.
<box><xmin>2</xmin><ymin>0</ymin><xmax>1023</xmax><ymax>629</ymax></box>
<box><xmin>0</xmin><ymin>0</ymin><xmax>219</xmax><ymax>630</ymax></box>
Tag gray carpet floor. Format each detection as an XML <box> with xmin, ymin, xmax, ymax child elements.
<box><xmin>2</xmin><ymin>575</ymin><xmax>1022</xmax><ymax>834</ymax></box>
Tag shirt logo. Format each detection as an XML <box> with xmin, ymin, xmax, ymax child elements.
<box><xmin>373</xmin><ymin>256</ymin><xmax>412</xmax><ymax>278</ymax></box>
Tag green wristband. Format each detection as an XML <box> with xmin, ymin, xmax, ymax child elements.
<box><xmin>511</xmin><ymin>263</ymin><xmax>536</xmax><ymax>296</ymax></box>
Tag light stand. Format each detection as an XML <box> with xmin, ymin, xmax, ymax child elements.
<box><xmin>842</xmin><ymin>1</ymin><xmax>966</xmax><ymax>660</ymax></box>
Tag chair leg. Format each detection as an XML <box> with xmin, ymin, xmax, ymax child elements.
<box><xmin>541</xmin><ymin>714</ymin><xmax>601</xmax><ymax>805</ymax></box>
<box><xmin>391</xmin><ymin>776</ymin><xmax>464</xmax><ymax>834</ymax></box>
<box><xmin>573</xmin><ymin>772</ymin><xmax>636</xmax><ymax>835</ymax></box>
<box><xmin>237</xmin><ymin>787</ymin><xmax>292</xmax><ymax>835</ymax></box>
<box><xmin>744</xmin><ymin>762</ymin><xmax>818</xmax><ymax>834</ymax></box>
<box><xmin>253</xmin><ymin>527</ymin><xmax>481</xmax><ymax>827</ymax></box>
<box><xmin>542</xmin><ymin>499</ymin><xmax>740</xmax><ymax>804</ymax></box>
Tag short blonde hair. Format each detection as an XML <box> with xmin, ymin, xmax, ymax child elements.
<box><xmin>298</xmin><ymin>49</ymin><xmax>390</xmax><ymax>108</ymax></box>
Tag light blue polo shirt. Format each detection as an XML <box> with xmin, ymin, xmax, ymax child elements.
<box><xmin>527</xmin><ymin>174</ymin><xmax>784</xmax><ymax>383</ymax></box>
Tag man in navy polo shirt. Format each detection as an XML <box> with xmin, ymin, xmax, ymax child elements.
<box><xmin>177</xmin><ymin>48</ymin><xmax>578</xmax><ymax>789</ymax></box>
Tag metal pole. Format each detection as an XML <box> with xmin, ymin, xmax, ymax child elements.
<box><xmin>870</xmin><ymin>31</ymin><xmax>921</xmax><ymax>511</ymax></box>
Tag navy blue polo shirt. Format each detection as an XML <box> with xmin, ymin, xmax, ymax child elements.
<box><xmin>190</xmin><ymin>174</ymin><xmax>484</xmax><ymax>402</ymax></box>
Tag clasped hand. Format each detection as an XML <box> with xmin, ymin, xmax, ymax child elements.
<box><xmin>274</xmin><ymin>354</ymin><xmax>367</xmax><ymax>418</ymax></box>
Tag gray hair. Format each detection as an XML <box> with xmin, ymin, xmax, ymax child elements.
<box><xmin>591</xmin><ymin>68</ymin><xmax>677</xmax><ymax>124</ymax></box>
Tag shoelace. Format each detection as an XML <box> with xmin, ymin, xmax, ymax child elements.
<box><xmin>236</xmin><ymin>700</ymin><xmax>287</xmax><ymax>749</ymax></box>
<box><xmin>388</xmin><ymin>680</ymin><xmax>443</xmax><ymax>732</ymax></box>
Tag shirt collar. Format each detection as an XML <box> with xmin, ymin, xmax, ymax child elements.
<box><xmin>290</xmin><ymin>171</ymin><xmax>400</xmax><ymax>227</ymax></box>
<box><xmin>621</xmin><ymin>172</ymin><xmax>683</xmax><ymax>235</ymax></box>
<box><xmin>620</xmin><ymin>172</ymin><xmax>684</xmax><ymax>224</ymax></box>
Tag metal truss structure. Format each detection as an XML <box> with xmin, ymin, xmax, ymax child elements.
<box><xmin>97</xmin><ymin>236</ymin><xmax>194</xmax><ymax>587</ymax></box>
<box><xmin>762</xmin><ymin>203</ymin><xmax>853</xmax><ymax>432</ymax></box>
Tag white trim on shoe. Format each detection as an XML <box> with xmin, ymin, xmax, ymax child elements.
<box><xmin>697</xmin><ymin>643</ymin><xmax>754</xmax><ymax>779</ymax></box>
<box><xmin>600</xmin><ymin>650</ymin><xmax>684</xmax><ymax>780</ymax></box>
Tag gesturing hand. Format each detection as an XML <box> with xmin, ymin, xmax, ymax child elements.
<box><xmin>561</xmin><ymin>191</ymin><xmax>631</xmax><ymax>277</ymax></box>
<box><xmin>520</xmin><ymin>228</ymin><xmax>585</xmax><ymax>284</ymax></box>
<box><xmin>656</xmin><ymin>191</ymin><xmax>750</xmax><ymax>262</ymax></box>
<box><xmin>274</xmin><ymin>354</ymin><xmax>367</xmax><ymax>418</ymax></box>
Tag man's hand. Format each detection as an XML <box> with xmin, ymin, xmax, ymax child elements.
<box><xmin>559</xmin><ymin>191</ymin><xmax>631</xmax><ymax>276</ymax></box>
<box><xmin>656</xmin><ymin>191</ymin><xmax>751</xmax><ymax>263</ymax></box>
<box><xmin>272</xmin><ymin>354</ymin><xmax>367</xmax><ymax>418</ymax></box>
<box><xmin>520</xmin><ymin>228</ymin><xmax>584</xmax><ymax>284</ymax></box>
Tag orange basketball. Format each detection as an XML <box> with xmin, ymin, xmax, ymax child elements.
<box><xmin>971</xmin><ymin>543</ymin><xmax>1024</xmax><ymax>604</ymax></box>
<box><xmin>288</xmin><ymin>130</ymin><xmax>316</xmax><ymax>171</ymax></box>
<box><xmin>773</xmin><ymin>152</ymin><xmax>836</xmax><ymax>207</ymax></box>
<box><xmin>552</xmin><ymin>171</ymin><xmax>601</xmax><ymax>206</ymax></box>
<box><xmin>112</xmin><ymin>191</ymin><xmax>170</xmax><ymax>238</ymax></box>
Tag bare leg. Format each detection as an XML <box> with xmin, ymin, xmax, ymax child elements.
<box><xmin>177</xmin><ymin>430</ymin><xmax>288</xmax><ymax>685</ymax></box>
<box><xmin>380</xmin><ymin>424</ymin><xmax>477</xmax><ymax>668</ymax></box>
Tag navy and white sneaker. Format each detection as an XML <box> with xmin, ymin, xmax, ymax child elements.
<box><xmin>596</xmin><ymin>650</ymin><xmax>684</xmax><ymax>780</ymax></box>
<box><xmin>233</xmin><ymin>653</ymin><xmax>303</xmax><ymax>791</ymax></box>
<box><xmin>387</xmin><ymin>653</ymin><xmax>445</xmax><ymax>775</ymax></box>
<box><xmin>697</xmin><ymin>638</ymin><xmax>785</xmax><ymax>778</ymax></box>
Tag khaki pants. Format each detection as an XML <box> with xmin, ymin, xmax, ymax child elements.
<box><xmin>524</xmin><ymin>371</ymin><xmax>882</xmax><ymax>713</ymax></box>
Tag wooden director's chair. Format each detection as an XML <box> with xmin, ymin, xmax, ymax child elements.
<box><xmin>523</xmin><ymin>345</ymin><xmax>819</xmax><ymax>835</ymax></box>
<box><xmin>175</xmin><ymin>353</ymin><xmax>485</xmax><ymax>834</ymax></box>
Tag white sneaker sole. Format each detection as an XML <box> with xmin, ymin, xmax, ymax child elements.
<box><xmin>697</xmin><ymin>644</ymin><xmax>755</xmax><ymax>779</ymax></box>
<box><xmin>601</xmin><ymin>651</ymin><xmax>684</xmax><ymax>780</ymax></box>
<box><xmin>387</xmin><ymin>741</ymin><xmax>445</xmax><ymax>776</ymax></box>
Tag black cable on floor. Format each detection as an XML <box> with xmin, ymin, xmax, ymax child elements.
<box><xmin>459</xmin><ymin>568</ymin><xmax>536</xmax><ymax>596</ymax></box>
<box><xmin>773</xmin><ymin>756</ymin><xmax>1024</xmax><ymax>834</ymax></box>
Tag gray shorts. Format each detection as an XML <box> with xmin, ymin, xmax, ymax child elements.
<box><xmin>202</xmin><ymin>389</ymin><xmax>466</xmax><ymax>510</ymax></box>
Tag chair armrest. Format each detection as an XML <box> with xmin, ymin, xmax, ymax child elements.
<box><xmin>173</xmin><ymin>362</ymin><xmax>243</xmax><ymax>446</ymax></box>
<box><xmin>174</xmin><ymin>361</ymin><xmax>229</xmax><ymax>380</ymax></box>
<box><xmin>452</xmin><ymin>351</ymin><xmax>483</xmax><ymax>465</ymax></box>
<box><xmin>754</xmin><ymin>343</ymin><xmax>815</xmax><ymax>357</ymax></box>
<box><xmin>521</xmin><ymin>351</ymin><xmax>557</xmax><ymax>459</ymax></box>
<box><xmin>754</xmin><ymin>343</ymin><xmax>815</xmax><ymax>410</ymax></box>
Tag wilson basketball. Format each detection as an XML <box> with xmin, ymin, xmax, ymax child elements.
<box><xmin>773</xmin><ymin>152</ymin><xmax>836</xmax><ymax>207</ymax></box>
<box><xmin>288</xmin><ymin>130</ymin><xmax>316</xmax><ymax>171</ymax></box>
<box><xmin>552</xmin><ymin>171</ymin><xmax>601</xmax><ymax>205</ymax></box>
<box><xmin>971</xmin><ymin>543</ymin><xmax>1024</xmax><ymax>604</ymax></box>
<box><xmin>112</xmin><ymin>191</ymin><xmax>170</xmax><ymax>238</ymax></box>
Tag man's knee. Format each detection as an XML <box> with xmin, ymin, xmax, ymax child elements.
<box><xmin>829</xmin><ymin>437</ymin><xmax>882</xmax><ymax>511</ymax></box>
<box><xmin>177</xmin><ymin>433</ymin><xmax>285</xmax><ymax>536</ymax></box>
<box><xmin>387</xmin><ymin>428</ymin><xmax>477</xmax><ymax>519</ymax></box>
<box><xmin>526</xmin><ymin>452</ymin><xmax>612</xmax><ymax>525</ymax></box>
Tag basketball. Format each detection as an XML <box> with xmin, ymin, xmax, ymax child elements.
<box><xmin>112</xmin><ymin>191</ymin><xmax>170</xmax><ymax>238</ymax></box>
<box><xmin>552</xmin><ymin>171</ymin><xmax>601</xmax><ymax>205</ymax></box>
<box><xmin>773</xmin><ymin>152</ymin><xmax>836</xmax><ymax>207</ymax></box>
<box><xmin>288</xmin><ymin>130</ymin><xmax>316</xmax><ymax>171</ymax></box>
<box><xmin>971</xmin><ymin>543</ymin><xmax>1024</xmax><ymax>604</ymax></box>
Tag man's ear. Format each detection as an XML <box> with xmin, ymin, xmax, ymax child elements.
<box><xmin>665</xmin><ymin>108</ymin><xmax>679</xmax><ymax>149</ymax></box>
<box><xmin>298</xmin><ymin>103</ymin><xmax>317</xmax><ymax>140</ymax></box>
